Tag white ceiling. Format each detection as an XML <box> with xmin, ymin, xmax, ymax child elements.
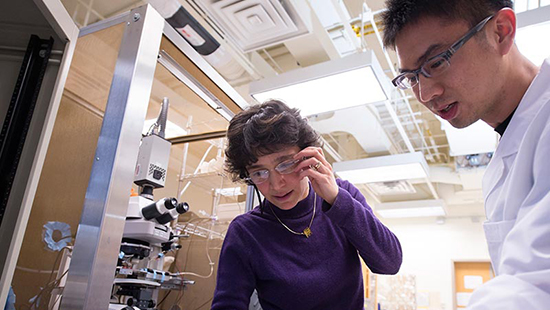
<box><xmin>59</xmin><ymin>0</ymin><xmax>549</xmax><ymax>221</ymax></box>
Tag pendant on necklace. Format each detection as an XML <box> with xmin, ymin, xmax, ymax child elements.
<box><xmin>303</xmin><ymin>227</ymin><xmax>312</xmax><ymax>238</ymax></box>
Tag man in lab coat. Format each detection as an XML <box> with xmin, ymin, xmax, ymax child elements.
<box><xmin>381</xmin><ymin>0</ymin><xmax>550</xmax><ymax>308</ymax></box>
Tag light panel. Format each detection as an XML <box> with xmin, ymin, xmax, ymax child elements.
<box><xmin>516</xmin><ymin>21</ymin><xmax>550</xmax><ymax>66</ymax></box>
<box><xmin>252</xmin><ymin>67</ymin><xmax>385</xmax><ymax>116</ymax></box>
<box><xmin>516</xmin><ymin>5</ymin><xmax>550</xmax><ymax>65</ymax></box>
<box><xmin>375</xmin><ymin>199</ymin><xmax>446</xmax><ymax>218</ymax></box>
<box><xmin>250</xmin><ymin>51</ymin><xmax>390</xmax><ymax>116</ymax></box>
<box><xmin>377</xmin><ymin>207</ymin><xmax>445</xmax><ymax>218</ymax></box>
<box><xmin>439</xmin><ymin>119</ymin><xmax>498</xmax><ymax>157</ymax></box>
<box><xmin>333</xmin><ymin>152</ymin><xmax>429</xmax><ymax>184</ymax></box>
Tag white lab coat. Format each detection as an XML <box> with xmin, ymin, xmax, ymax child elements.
<box><xmin>467</xmin><ymin>57</ymin><xmax>550</xmax><ymax>309</ymax></box>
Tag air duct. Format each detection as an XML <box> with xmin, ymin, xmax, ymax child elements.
<box><xmin>147</xmin><ymin>0</ymin><xmax>245</xmax><ymax>80</ymax></box>
<box><xmin>195</xmin><ymin>0</ymin><xmax>309</xmax><ymax>53</ymax></box>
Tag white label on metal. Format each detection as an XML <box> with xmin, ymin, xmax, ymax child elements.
<box><xmin>177</xmin><ymin>25</ymin><xmax>206</xmax><ymax>46</ymax></box>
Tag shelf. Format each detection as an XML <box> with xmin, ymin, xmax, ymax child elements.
<box><xmin>179</xmin><ymin>171</ymin><xmax>246</xmax><ymax>197</ymax></box>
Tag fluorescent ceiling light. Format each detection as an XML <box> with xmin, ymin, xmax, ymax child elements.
<box><xmin>514</xmin><ymin>0</ymin><xmax>550</xmax><ymax>14</ymax></box>
<box><xmin>439</xmin><ymin>119</ymin><xmax>498</xmax><ymax>157</ymax></box>
<box><xmin>249</xmin><ymin>51</ymin><xmax>390</xmax><ymax>116</ymax></box>
<box><xmin>333</xmin><ymin>152</ymin><xmax>428</xmax><ymax>184</ymax></box>
<box><xmin>516</xmin><ymin>5</ymin><xmax>550</xmax><ymax>66</ymax></box>
<box><xmin>142</xmin><ymin>119</ymin><xmax>187</xmax><ymax>139</ymax></box>
<box><xmin>377</xmin><ymin>207</ymin><xmax>445</xmax><ymax>218</ymax></box>
<box><xmin>375</xmin><ymin>199</ymin><xmax>446</xmax><ymax>218</ymax></box>
<box><xmin>516</xmin><ymin>21</ymin><xmax>550</xmax><ymax>66</ymax></box>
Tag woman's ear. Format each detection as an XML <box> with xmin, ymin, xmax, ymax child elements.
<box><xmin>492</xmin><ymin>8</ymin><xmax>516</xmax><ymax>55</ymax></box>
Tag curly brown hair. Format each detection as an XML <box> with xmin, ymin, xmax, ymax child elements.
<box><xmin>225</xmin><ymin>99</ymin><xmax>321</xmax><ymax>182</ymax></box>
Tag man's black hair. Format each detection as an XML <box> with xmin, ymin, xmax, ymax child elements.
<box><xmin>382</xmin><ymin>0</ymin><xmax>513</xmax><ymax>49</ymax></box>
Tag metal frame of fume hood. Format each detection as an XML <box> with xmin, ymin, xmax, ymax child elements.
<box><xmin>59</xmin><ymin>3</ymin><xmax>248</xmax><ymax>309</ymax></box>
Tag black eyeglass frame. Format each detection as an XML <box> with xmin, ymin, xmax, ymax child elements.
<box><xmin>391</xmin><ymin>14</ymin><xmax>495</xmax><ymax>90</ymax></box>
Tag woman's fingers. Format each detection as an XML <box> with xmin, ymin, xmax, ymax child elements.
<box><xmin>294</xmin><ymin>147</ymin><xmax>331</xmax><ymax>172</ymax></box>
<box><xmin>294</xmin><ymin>147</ymin><xmax>338</xmax><ymax>205</ymax></box>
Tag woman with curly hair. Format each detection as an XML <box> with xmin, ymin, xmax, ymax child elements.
<box><xmin>211</xmin><ymin>100</ymin><xmax>402</xmax><ymax>310</ymax></box>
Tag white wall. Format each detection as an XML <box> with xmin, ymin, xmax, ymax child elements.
<box><xmin>381</xmin><ymin>217</ymin><xmax>490</xmax><ymax>310</ymax></box>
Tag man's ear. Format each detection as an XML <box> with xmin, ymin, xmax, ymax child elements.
<box><xmin>492</xmin><ymin>8</ymin><xmax>516</xmax><ymax>55</ymax></box>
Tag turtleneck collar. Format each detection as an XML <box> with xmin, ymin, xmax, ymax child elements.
<box><xmin>494</xmin><ymin>107</ymin><xmax>517</xmax><ymax>137</ymax></box>
<box><xmin>262</xmin><ymin>182</ymin><xmax>315</xmax><ymax>219</ymax></box>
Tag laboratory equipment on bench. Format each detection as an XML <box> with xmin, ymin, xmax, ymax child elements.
<box><xmin>109</xmin><ymin>98</ymin><xmax>193</xmax><ymax>310</ymax></box>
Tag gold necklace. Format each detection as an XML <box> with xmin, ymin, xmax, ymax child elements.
<box><xmin>268</xmin><ymin>193</ymin><xmax>316</xmax><ymax>238</ymax></box>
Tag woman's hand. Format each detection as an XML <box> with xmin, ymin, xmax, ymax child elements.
<box><xmin>294</xmin><ymin>147</ymin><xmax>339</xmax><ymax>205</ymax></box>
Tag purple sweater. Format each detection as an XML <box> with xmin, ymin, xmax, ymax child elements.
<box><xmin>211</xmin><ymin>179</ymin><xmax>402</xmax><ymax>310</ymax></box>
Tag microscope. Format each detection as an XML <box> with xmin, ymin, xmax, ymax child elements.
<box><xmin>109</xmin><ymin>98</ymin><xmax>193</xmax><ymax>310</ymax></box>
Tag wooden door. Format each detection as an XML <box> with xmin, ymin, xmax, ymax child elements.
<box><xmin>454</xmin><ymin>261</ymin><xmax>494</xmax><ymax>309</ymax></box>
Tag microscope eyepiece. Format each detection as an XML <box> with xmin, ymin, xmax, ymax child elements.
<box><xmin>164</xmin><ymin>197</ymin><xmax>177</xmax><ymax>209</ymax></box>
<box><xmin>141</xmin><ymin>197</ymin><xmax>177</xmax><ymax>220</ymax></box>
<box><xmin>176</xmin><ymin>202</ymin><xmax>189</xmax><ymax>214</ymax></box>
<box><xmin>154</xmin><ymin>202</ymin><xmax>190</xmax><ymax>224</ymax></box>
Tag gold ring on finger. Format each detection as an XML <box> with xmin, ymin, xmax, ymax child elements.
<box><xmin>313</xmin><ymin>161</ymin><xmax>322</xmax><ymax>171</ymax></box>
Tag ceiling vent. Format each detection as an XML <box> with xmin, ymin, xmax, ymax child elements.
<box><xmin>367</xmin><ymin>180</ymin><xmax>417</xmax><ymax>196</ymax></box>
<box><xmin>198</xmin><ymin>0</ymin><xmax>309</xmax><ymax>52</ymax></box>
